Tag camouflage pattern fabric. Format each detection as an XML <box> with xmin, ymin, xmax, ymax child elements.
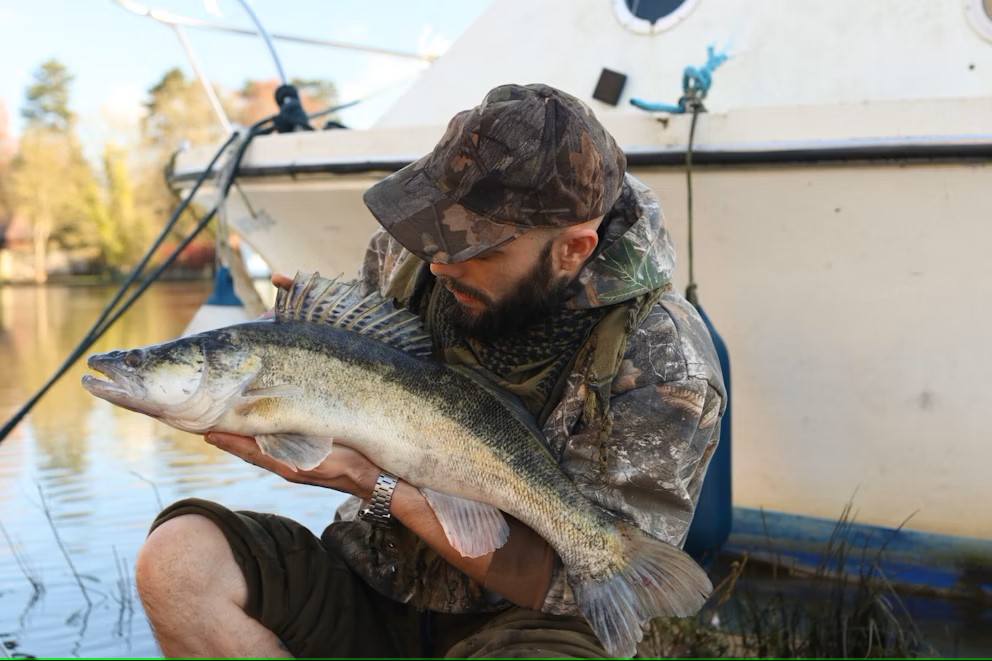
<box><xmin>327</xmin><ymin>175</ymin><xmax>726</xmax><ymax>617</ymax></box>
<box><xmin>363</xmin><ymin>84</ymin><xmax>626</xmax><ymax>264</ymax></box>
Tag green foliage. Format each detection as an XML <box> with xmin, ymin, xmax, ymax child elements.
<box><xmin>8</xmin><ymin>61</ymin><xmax>107</xmax><ymax>279</ymax></box>
<box><xmin>0</xmin><ymin>101</ymin><xmax>12</xmax><ymax>221</ymax></box>
<box><xmin>21</xmin><ymin>59</ymin><xmax>76</xmax><ymax>132</ymax></box>
<box><xmin>98</xmin><ymin>144</ymin><xmax>154</xmax><ymax>269</ymax></box>
<box><xmin>10</xmin><ymin>128</ymin><xmax>103</xmax><ymax>248</ymax></box>
<box><xmin>141</xmin><ymin>68</ymin><xmax>227</xmax><ymax>155</ymax></box>
<box><xmin>4</xmin><ymin>59</ymin><xmax>340</xmax><ymax>277</ymax></box>
<box><xmin>135</xmin><ymin>68</ymin><xmax>228</xmax><ymax>241</ymax></box>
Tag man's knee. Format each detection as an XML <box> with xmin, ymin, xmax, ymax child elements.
<box><xmin>136</xmin><ymin>513</ymin><xmax>246</xmax><ymax>609</ymax></box>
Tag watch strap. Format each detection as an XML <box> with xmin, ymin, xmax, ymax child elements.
<box><xmin>359</xmin><ymin>471</ymin><xmax>399</xmax><ymax>525</ymax></box>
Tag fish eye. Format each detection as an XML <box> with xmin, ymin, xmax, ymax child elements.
<box><xmin>124</xmin><ymin>349</ymin><xmax>146</xmax><ymax>369</ymax></box>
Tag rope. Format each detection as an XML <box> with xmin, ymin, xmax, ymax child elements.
<box><xmin>629</xmin><ymin>45</ymin><xmax>727</xmax><ymax>114</ymax></box>
<box><xmin>685</xmin><ymin>102</ymin><xmax>701</xmax><ymax>306</ymax></box>
<box><xmin>627</xmin><ymin>45</ymin><xmax>724</xmax><ymax>304</ymax></box>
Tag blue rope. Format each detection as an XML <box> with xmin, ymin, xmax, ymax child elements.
<box><xmin>630</xmin><ymin>45</ymin><xmax>728</xmax><ymax>113</ymax></box>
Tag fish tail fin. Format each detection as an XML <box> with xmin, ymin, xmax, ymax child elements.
<box><xmin>571</xmin><ymin>521</ymin><xmax>712</xmax><ymax>658</ymax></box>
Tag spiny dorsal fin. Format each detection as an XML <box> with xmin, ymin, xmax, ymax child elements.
<box><xmin>274</xmin><ymin>272</ymin><xmax>433</xmax><ymax>357</ymax></box>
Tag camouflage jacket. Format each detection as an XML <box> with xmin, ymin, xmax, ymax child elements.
<box><xmin>323</xmin><ymin>175</ymin><xmax>727</xmax><ymax>616</ymax></box>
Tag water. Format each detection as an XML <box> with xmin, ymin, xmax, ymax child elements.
<box><xmin>0</xmin><ymin>282</ymin><xmax>347</xmax><ymax>658</ymax></box>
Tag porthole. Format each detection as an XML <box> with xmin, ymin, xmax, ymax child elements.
<box><xmin>613</xmin><ymin>0</ymin><xmax>700</xmax><ymax>35</ymax></box>
<box><xmin>964</xmin><ymin>0</ymin><xmax>992</xmax><ymax>42</ymax></box>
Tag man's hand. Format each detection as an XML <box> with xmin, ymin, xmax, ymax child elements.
<box><xmin>205</xmin><ymin>432</ymin><xmax>381</xmax><ymax>500</ymax></box>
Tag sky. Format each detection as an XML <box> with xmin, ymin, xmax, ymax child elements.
<box><xmin>0</xmin><ymin>0</ymin><xmax>490</xmax><ymax>156</ymax></box>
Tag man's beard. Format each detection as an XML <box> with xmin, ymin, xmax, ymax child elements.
<box><xmin>437</xmin><ymin>242</ymin><xmax>572</xmax><ymax>342</ymax></box>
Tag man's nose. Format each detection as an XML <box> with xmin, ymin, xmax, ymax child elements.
<box><xmin>429</xmin><ymin>260</ymin><xmax>465</xmax><ymax>278</ymax></box>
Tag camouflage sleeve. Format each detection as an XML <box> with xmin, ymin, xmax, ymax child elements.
<box><xmin>540</xmin><ymin>298</ymin><xmax>725</xmax><ymax>615</ymax></box>
<box><xmin>358</xmin><ymin>227</ymin><xmax>410</xmax><ymax>295</ymax></box>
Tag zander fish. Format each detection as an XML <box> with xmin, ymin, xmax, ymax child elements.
<box><xmin>82</xmin><ymin>272</ymin><xmax>711</xmax><ymax>657</ymax></box>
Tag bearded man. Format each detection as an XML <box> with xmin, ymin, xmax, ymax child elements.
<box><xmin>134</xmin><ymin>83</ymin><xmax>726</xmax><ymax>658</ymax></box>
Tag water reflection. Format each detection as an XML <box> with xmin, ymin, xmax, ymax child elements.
<box><xmin>0</xmin><ymin>282</ymin><xmax>346</xmax><ymax>658</ymax></box>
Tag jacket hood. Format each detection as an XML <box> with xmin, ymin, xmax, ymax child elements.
<box><xmin>568</xmin><ymin>174</ymin><xmax>676</xmax><ymax>309</ymax></box>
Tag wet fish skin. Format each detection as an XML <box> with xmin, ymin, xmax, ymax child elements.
<box><xmin>81</xmin><ymin>277</ymin><xmax>712</xmax><ymax>657</ymax></box>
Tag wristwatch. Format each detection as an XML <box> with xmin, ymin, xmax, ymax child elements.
<box><xmin>359</xmin><ymin>471</ymin><xmax>399</xmax><ymax>525</ymax></box>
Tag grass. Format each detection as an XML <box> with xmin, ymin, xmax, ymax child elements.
<box><xmin>639</xmin><ymin>504</ymin><xmax>936</xmax><ymax>658</ymax></box>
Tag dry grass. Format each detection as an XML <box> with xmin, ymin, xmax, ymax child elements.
<box><xmin>639</xmin><ymin>505</ymin><xmax>936</xmax><ymax>658</ymax></box>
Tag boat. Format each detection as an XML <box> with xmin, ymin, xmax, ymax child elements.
<box><xmin>127</xmin><ymin>0</ymin><xmax>992</xmax><ymax>602</ymax></box>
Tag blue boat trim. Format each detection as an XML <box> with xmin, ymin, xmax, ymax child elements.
<box><xmin>723</xmin><ymin>506</ymin><xmax>992</xmax><ymax>599</ymax></box>
<box><xmin>205</xmin><ymin>265</ymin><xmax>244</xmax><ymax>306</ymax></box>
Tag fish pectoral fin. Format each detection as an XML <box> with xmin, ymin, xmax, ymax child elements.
<box><xmin>240</xmin><ymin>384</ymin><xmax>305</xmax><ymax>399</ymax></box>
<box><xmin>420</xmin><ymin>488</ymin><xmax>509</xmax><ymax>558</ymax></box>
<box><xmin>255</xmin><ymin>433</ymin><xmax>334</xmax><ymax>472</ymax></box>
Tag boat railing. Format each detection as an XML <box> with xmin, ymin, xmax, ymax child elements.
<box><xmin>113</xmin><ymin>0</ymin><xmax>435</xmax><ymax>133</ymax></box>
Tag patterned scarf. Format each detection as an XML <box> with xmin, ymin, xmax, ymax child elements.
<box><xmin>426</xmin><ymin>283</ymin><xmax>605</xmax><ymax>421</ymax></box>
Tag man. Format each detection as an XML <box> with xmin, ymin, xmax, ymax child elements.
<box><xmin>135</xmin><ymin>83</ymin><xmax>726</xmax><ymax>658</ymax></box>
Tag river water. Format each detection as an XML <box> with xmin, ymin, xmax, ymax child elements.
<box><xmin>0</xmin><ymin>282</ymin><xmax>348</xmax><ymax>658</ymax></box>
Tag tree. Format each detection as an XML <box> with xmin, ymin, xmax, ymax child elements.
<box><xmin>136</xmin><ymin>68</ymin><xmax>228</xmax><ymax>241</ymax></box>
<box><xmin>101</xmin><ymin>143</ymin><xmax>153</xmax><ymax>269</ymax></box>
<box><xmin>141</xmin><ymin>67</ymin><xmax>228</xmax><ymax>155</ymax></box>
<box><xmin>10</xmin><ymin>60</ymin><xmax>104</xmax><ymax>281</ymax></box>
<box><xmin>21</xmin><ymin>59</ymin><xmax>76</xmax><ymax>132</ymax></box>
<box><xmin>0</xmin><ymin>101</ymin><xmax>12</xmax><ymax>222</ymax></box>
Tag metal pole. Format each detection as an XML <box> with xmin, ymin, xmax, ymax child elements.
<box><xmin>170</xmin><ymin>23</ymin><xmax>233</xmax><ymax>134</ymax></box>
<box><xmin>232</xmin><ymin>0</ymin><xmax>287</xmax><ymax>85</ymax></box>
<box><xmin>113</xmin><ymin>0</ymin><xmax>433</xmax><ymax>62</ymax></box>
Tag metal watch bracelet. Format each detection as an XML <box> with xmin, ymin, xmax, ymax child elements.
<box><xmin>359</xmin><ymin>471</ymin><xmax>399</xmax><ymax>525</ymax></box>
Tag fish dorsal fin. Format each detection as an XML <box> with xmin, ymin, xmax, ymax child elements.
<box><xmin>274</xmin><ymin>272</ymin><xmax>433</xmax><ymax>357</ymax></box>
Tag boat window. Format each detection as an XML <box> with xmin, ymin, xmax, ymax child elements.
<box><xmin>626</xmin><ymin>0</ymin><xmax>684</xmax><ymax>23</ymax></box>
<box><xmin>613</xmin><ymin>0</ymin><xmax>699</xmax><ymax>34</ymax></box>
<box><xmin>965</xmin><ymin>0</ymin><xmax>992</xmax><ymax>41</ymax></box>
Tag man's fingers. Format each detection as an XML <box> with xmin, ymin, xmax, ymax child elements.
<box><xmin>204</xmin><ymin>432</ymin><xmax>267</xmax><ymax>464</ymax></box>
<box><xmin>205</xmin><ymin>431</ymin><xmax>289</xmax><ymax>473</ymax></box>
<box><xmin>271</xmin><ymin>272</ymin><xmax>293</xmax><ymax>290</ymax></box>
<box><xmin>205</xmin><ymin>431</ymin><xmax>255</xmax><ymax>448</ymax></box>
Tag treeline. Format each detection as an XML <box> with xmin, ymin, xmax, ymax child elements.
<box><xmin>0</xmin><ymin>59</ymin><xmax>338</xmax><ymax>282</ymax></box>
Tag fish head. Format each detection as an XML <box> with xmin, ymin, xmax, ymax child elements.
<box><xmin>81</xmin><ymin>328</ymin><xmax>260</xmax><ymax>431</ymax></box>
<box><xmin>82</xmin><ymin>336</ymin><xmax>208</xmax><ymax>417</ymax></box>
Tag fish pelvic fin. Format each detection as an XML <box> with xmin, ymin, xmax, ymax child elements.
<box><xmin>421</xmin><ymin>488</ymin><xmax>510</xmax><ymax>558</ymax></box>
<box><xmin>275</xmin><ymin>272</ymin><xmax>433</xmax><ymax>357</ymax></box>
<box><xmin>571</xmin><ymin>521</ymin><xmax>712</xmax><ymax>658</ymax></box>
<box><xmin>255</xmin><ymin>433</ymin><xmax>335</xmax><ymax>472</ymax></box>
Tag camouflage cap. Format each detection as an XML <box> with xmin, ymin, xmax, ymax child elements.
<box><xmin>363</xmin><ymin>83</ymin><xmax>626</xmax><ymax>264</ymax></box>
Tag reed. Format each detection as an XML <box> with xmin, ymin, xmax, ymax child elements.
<box><xmin>640</xmin><ymin>505</ymin><xmax>935</xmax><ymax>658</ymax></box>
<box><xmin>36</xmin><ymin>485</ymin><xmax>91</xmax><ymax>607</ymax></box>
<box><xmin>0</xmin><ymin>521</ymin><xmax>44</xmax><ymax>597</ymax></box>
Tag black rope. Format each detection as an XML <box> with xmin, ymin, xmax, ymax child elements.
<box><xmin>0</xmin><ymin>114</ymin><xmax>275</xmax><ymax>446</ymax></box>
<box><xmin>685</xmin><ymin>101</ymin><xmax>702</xmax><ymax>307</ymax></box>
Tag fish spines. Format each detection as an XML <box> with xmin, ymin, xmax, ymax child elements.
<box><xmin>569</xmin><ymin>520</ymin><xmax>712</xmax><ymax>658</ymax></box>
<box><xmin>275</xmin><ymin>272</ymin><xmax>433</xmax><ymax>357</ymax></box>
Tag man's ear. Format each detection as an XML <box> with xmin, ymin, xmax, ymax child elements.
<box><xmin>554</xmin><ymin>226</ymin><xmax>599</xmax><ymax>275</ymax></box>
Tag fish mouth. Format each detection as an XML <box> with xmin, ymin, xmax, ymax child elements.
<box><xmin>81</xmin><ymin>353</ymin><xmax>149</xmax><ymax>411</ymax></box>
